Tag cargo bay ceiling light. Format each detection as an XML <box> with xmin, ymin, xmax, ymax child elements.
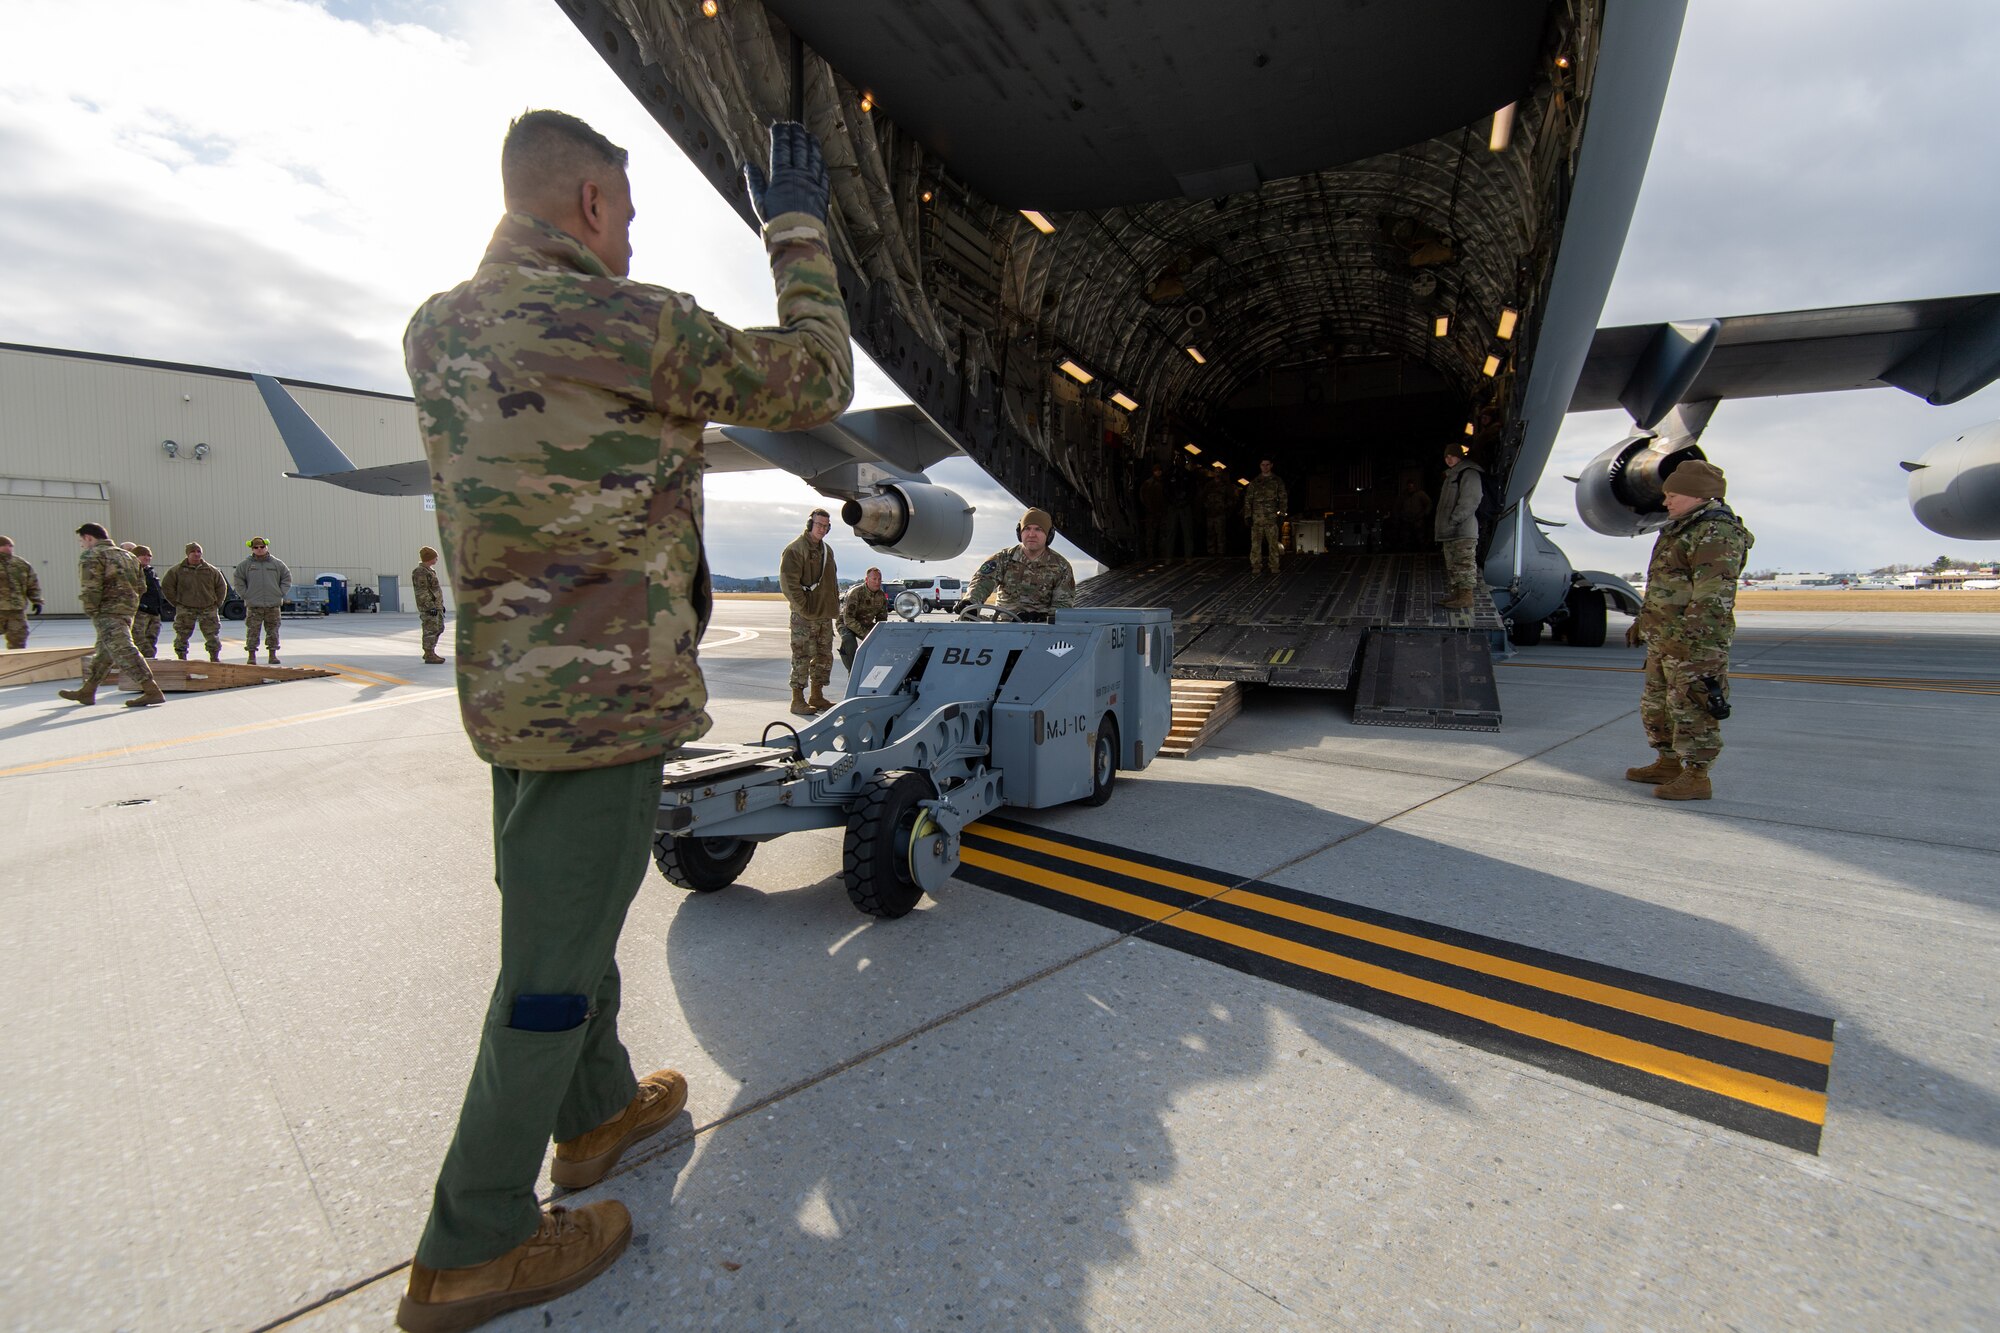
<box><xmin>1020</xmin><ymin>210</ymin><xmax>1057</xmax><ymax>234</ymax></box>
<box><xmin>859</xmin><ymin>93</ymin><xmax>874</xmax><ymax>113</ymax></box>
<box><xmin>1056</xmin><ymin>358</ymin><xmax>1094</xmax><ymax>385</ymax></box>
<box><xmin>1488</xmin><ymin>102</ymin><xmax>1516</xmax><ymax>152</ymax></box>
<box><xmin>1185</xmin><ymin>346</ymin><xmax>1206</xmax><ymax>364</ymax></box>
<box><xmin>1464</xmin><ymin>421</ymin><xmax>1476</xmax><ymax>436</ymax></box>
<box><xmin>700</xmin><ymin>0</ymin><xmax>717</xmax><ymax>16</ymax></box>
<box><xmin>1497</xmin><ymin>306</ymin><xmax>1520</xmax><ymax>340</ymax></box>
<box><xmin>1211</xmin><ymin>460</ymin><xmax>1227</xmax><ymax>470</ymax></box>
<box><xmin>1109</xmin><ymin>391</ymin><xmax>1140</xmax><ymax>412</ymax></box>
<box><xmin>1183</xmin><ymin>443</ymin><xmax>1202</xmax><ymax>456</ymax></box>
<box><xmin>1481</xmin><ymin>352</ymin><xmax>1503</xmax><ymax>377</ymax></box>
<box><xmin>1433</xmin><ymin>314</ymin><xmax>1451</xmax><ymax>338</ymax></box>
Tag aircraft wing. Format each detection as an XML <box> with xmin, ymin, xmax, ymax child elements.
<box><xmin>1570</xmin><ymin>293</ymin><xmax>2000</xmax><ymax>423</ymax></box>
<box><xmin>254</xmin><ymin>375</ymin><xmax>961</xmax><ymax>498</ymax></box>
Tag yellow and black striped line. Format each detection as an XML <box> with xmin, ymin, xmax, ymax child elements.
<box><xmin>958</xmin><ymin>818</ymin><xmax>1835</xmax><ymax>1153</ymax></box>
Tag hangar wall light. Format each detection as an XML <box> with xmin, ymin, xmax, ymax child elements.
<box><xmin>161</xmin><ymin>439</ymin><xmax>178</xmax><ymax>458</ymax></box>
<box><xmin>192</xmin><ymin>442</ymin><xmax>210</xmax><ymax>460</ymax></box>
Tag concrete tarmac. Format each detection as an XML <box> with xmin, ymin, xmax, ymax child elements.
<box><xmin>1</xmin><ymin>605</ymin><xmax>1994</xmax><ymax>1330</ymax></box>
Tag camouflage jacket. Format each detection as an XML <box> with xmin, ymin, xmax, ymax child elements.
<box><xmin>232</xmin><ymin>554</ymin><xmax>292</xmax><ymax>606</ymax></box>
<box><xmin>1202</xmin><ymin>479</ymin><xmax>1232</xmax><ymax>516</ymax></box>
<box><xmin>411</xmin><ymin>563</ymin><xmax>444</xmax><ymax>614</ymax></box>
<box><xmin>79</xmin><ymin>542</ymin><xmax>143</xmax><ymax>618</ymax></box>
<box><xmin>967</xmin><ymin>545</ymin><xmax>1076</xmax><ymax>614</ymax></box>
<box><xmin>404</xmin><ymin>209</ymin><xmax>852</xmax><ymax>771</ymax></box>
<box><xmin>1243</xmin><ymin>473</ymin><xmax>1288</xmax><ymax>523</ymax></box>
<box><xmin>1636</xmin><ymin>500</ymin><xmax>1755</xmax><ymax>655</ymax></box>
<box><xmin>0</xmin><ymin>552</ymin><xmax>40</xmax><ymax>611</ymax></box>
<box><xmin>840</xmin><ymin>582</ymin><xmax>889</xmax><ymax>638</ymax></box>
<box><xmin>160</xmin><ymin>559</ymin><xmax>227</xmax><ymax>610</ymax></box>
<box><xmin>1435</xmin><ymin>461</ymin><xmax>1485</xmax><ymax>542</ymax></box>
<box><xmin>779</xmin><ymin>533</ymin><xmax>839</xmax><ymax>619</ymax></box>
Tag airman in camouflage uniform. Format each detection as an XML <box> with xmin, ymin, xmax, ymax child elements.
<box><xmin>233</xmin><ymin>537</ymin><xmax>292</xmax><ymax>664</ymax></box>
<box><xmin>1243</xmin><ymin>459</ymin><xmax>1288</xmax><ymax>574</ymax></box>
<box><xmin>839</xmin><ymin>566</ymin><xmax>889</xmax><ymax>672</ymax></box>
<box><xmin>1624</xmin><ymin>461</ymin><xmax>1752</xmax><ymax>801</ymax></box>
<box><xmin>57</xmin><ymin>524</ymin><xmax>164</xmax><ymax>708</ymax></box>
<box><xmin>129</xmin><ymin>544</ymin><xmax>170</xmax><ymax>657</ymax></box>
<box><xmin>780</xmin><ymin>509</ymin><xmax>838</xmax><ymax>714</ymax></box>
<box><xmin>1202</xmin><ymin>473</ymin><xmax>1231</xmax><ymax>555</ymax></box>
<box><xmin>1435</xmin><ymin>446</ymin><xmax>1486</xmax><ymax>610</ymax></box>
<box><xmin>412</xmin><ymin>545</ymin><xmax>446</xmax><ymax>664</ymax></box>
<box><xmin>396</xmin><ymin>111</ymin><xmax>850</xmax><ymax>1329</ymax></box>
<box><xmin>161</xmin><ymin>542</ymin><xmax>227</xmax><ymax>661</ymax></box>
<box><xmin>962</xmin><ymin>508</ymin><xmax>1076</xmax><ymax>618</ymax></box>
<box><xmin>0</xmin><ymin>536</ymin><xmax>42</xmax><ymax>649</ymax></box>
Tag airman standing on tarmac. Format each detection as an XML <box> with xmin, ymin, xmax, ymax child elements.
<box><xmin>161</xmin><ymin>542</ymin><xmax>227</xmax><ymax>661</ymax></box>
<box><xmin>57</xmin><ymin>523</ymin><xmax>164</xmax><ymax>708</ymax></box>
<box><xmin>1624</xmin><ymin>460</ymin><xmax>1753</xmax><ymax>801</ymax></box>
<box><xmin>960</xmin><ymin>508</ymin><xmax>1076</xmax><ymax>618</ymax></box>
<box><xmin>780</xmin><ymin>508</ymin><xmax>839</xmax><ymax>715</ymax></box>
<box><xmin>1435</xmin><ymin>445</ymin><xmax>1485</xmax><ymax>610</ymax></box>
<box><xmin>233</xmin><ymin>537</ymin><xmax>292</xmax><ymax>664</ymax></box>
<box><xmin>128</xmin><ymin>545</ymin><xmax>170</xmax><ymax>657</ymax></box>
<box><xmin>0</xmin><ymin>536</ymin><xmax>42</xmax><ymax>649</ymax></box>
<box><xmin>412</xmin><ymin>545</ymin><xmax>446</xmax><ymax>664</ymax></box>
<box><xmin>398</xmin><ymin>109</ymin><xmax>850</xmax><ymax>1332</ymax></box>
<box><xmin>1243</xmin><ymin>458</ymin><xmax>1288</xmax><ymax>574</ymax></box>
<box><xmin>839</xmin><ymin>565</ymin><xmax>888</xmax><ymax>672</ymax></box>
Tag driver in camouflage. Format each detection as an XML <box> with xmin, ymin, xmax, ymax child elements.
<box><xmin>960</xmin><ymin>508</ymin><xmax>1076</xmax><ymax>618</ymax></box>
<box><xmin>1624</xmin><ymin>460</ymin><xmax>1753</xmax><ymax>801</ymax></box>
<box><xmin>398</xmin><ymin>110</ymin><xmax>851</xmax><ymax>1332</ymax></box>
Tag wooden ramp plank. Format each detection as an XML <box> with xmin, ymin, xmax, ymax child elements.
<box><xmin>0</xmin><ymin>648</ymin><xmax>92</xmax><ymax>686</ymax></box>
<box><xmin>1160</xmin><ymin>679</ymin><xmax>1244</xmax><ymax>758</ymax></box>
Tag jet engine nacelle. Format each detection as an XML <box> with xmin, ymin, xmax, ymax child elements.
<box><xmin>841</xmin><ymin>479</ymin><xmax>976</xmax><ymax>561</ymax></box>
<box><xmin>1573</xmin><ymin>432</ymin><xmax>1709</xmax><ymax>537</ymax></box>
<box><xmin>1904</xmin><ymin>421</ymin><xmax>2000</xmax><ymax>540</ymax></box>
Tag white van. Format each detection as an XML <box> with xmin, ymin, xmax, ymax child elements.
<box><xmin>900</xmin><ymin>575</ymin><xmax>966</xmax><ymax>612</ymax></box>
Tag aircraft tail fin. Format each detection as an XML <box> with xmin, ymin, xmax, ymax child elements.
<box><xmin>253</xmin><ymin>373</ymin><xmax>434</xmax><ymax>496</ymax></box>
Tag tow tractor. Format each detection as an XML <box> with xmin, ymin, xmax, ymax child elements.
<box><xmin>653</xmin><ymin>598</ymin><xmax>1172</xmax><ymax>917</ymax></box>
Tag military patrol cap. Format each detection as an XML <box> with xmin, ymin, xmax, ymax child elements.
<box><xmin>1663</xmin><ymin>460</ymin><xmax>1726</xmax><ymax>499</ymax></box>
<box><xmin>419</xmin><ymin>545</ymin><xmax>439</xmax><ymax>560</ymax></box>
<box><xmin>185</xmin><ymin>541</ymin><xmax>202</xmax><ymax>553</ymax></box>
<box><xmin>1020</xmin><ymin>507</ymin><xmax>1054</xmax><ymax>532</ymax></box>
<box><xmin>0</xmin><ymin>536</ymin><xmax>12</xmax><ymax>546</ymax></box>
<box><xmin>131</xmin><ymin>544</ymin><xmax>153</xmax><ymax>559</ymax></box>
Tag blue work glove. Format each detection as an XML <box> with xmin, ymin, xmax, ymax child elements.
<box><xmin>743</xmin><ymin>121</ymin><xmax>829</xmax><ymax>225</ymax></box>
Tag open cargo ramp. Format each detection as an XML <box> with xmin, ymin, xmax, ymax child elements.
<box><xmin>1351</xmin><ymin>630</ymin><xmax>1503</xmax><ymax>731</ymax></box>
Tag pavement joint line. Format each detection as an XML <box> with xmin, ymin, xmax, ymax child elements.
<box><xmin>1501</xmin><ymin>662</ymin><xmax>2000</xmax><ymax>694</ymax></box>
<box><xmin>0</xmin><ymin>686</ymin><xmax>457</xmax><ymax>779</ymax></box>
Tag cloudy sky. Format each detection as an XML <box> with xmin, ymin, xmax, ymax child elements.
<box><xmin>3</xmin><ymin>0</ymin><xmax>1997</xmax><ymax>578</ymax></box>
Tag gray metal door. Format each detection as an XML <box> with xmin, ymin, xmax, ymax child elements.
<box><xmin>378</xmin><ymin>573</ymin><xmax>399</xmax><ymax>612</ymax></box>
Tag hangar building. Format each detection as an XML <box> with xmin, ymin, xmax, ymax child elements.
<box><xmin>1</xmin><ymin>343</ymin><xmax>442</xmax><ymax>616</ymax></box>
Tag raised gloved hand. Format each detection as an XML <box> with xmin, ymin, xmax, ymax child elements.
<box><xmin>743</xmin><ymin>121</ymin><xmax>829</xmax><ymax>225</ymax></box>
<box><xmin>1624</xmin><ymin>621</ymin><xmax>1642</xmax><ymax>648</ymax></box>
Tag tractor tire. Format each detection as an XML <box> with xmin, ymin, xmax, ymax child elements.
<box><xmin>652</xmin><ymin>831</ymin><xmax>755</xmax><ymax>892</ymax></box>
<box><xmin>1508</xmin><ymin>619</ymin><xmax>1544</xmax><ymax>647</ymax></box>
<box><xmin>1564</xmin><ymin>587</ymin><xmax>1609</xmax><ymax>648</ymax></box>
<box><xmin>1081</xmin><ymin>713</ymin><xmax>1118</xmax><ymax>807</ymax></box>
<box><xmin>842</xmin><ymin>770</ymin><xmax>933</xmax><ymax>919</ymax></box>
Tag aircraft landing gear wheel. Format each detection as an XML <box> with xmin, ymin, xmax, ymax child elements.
<box><xmin>653</xmin><ymin>831</ymin><xmax>755</xmax><ymax>892</ymax></box>
<box><xmin>843</xmin><ymin>770</ymin><xmax>933</xmax><ymax>918</ymax></box>
<box><xmin>1081</xmin><ymin>714</ymin><xmax>1118</xmax><ymax>807</ymax></box>
<box><xmin>1564</xmin><ymin>587</ymin><xmax>1608</xmax><ymax>648</ymax></box>
<box><xmin>1508</xmin><ymin>618</ymin><xmax>1543</xmax><ymax>646</ymax></box>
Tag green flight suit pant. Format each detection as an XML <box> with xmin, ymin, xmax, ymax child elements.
<box><xmin>415</xmin><ymin>752</ymin><xmax>667</xmax><ymax>1269</ymax></box>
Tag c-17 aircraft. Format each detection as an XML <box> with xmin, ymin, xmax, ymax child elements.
<box><xmin>268</xmin><ymin>0</ymin><xmax>2000</xmax><ymax>726</ymax></box>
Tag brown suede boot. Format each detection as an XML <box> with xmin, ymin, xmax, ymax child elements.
<box><xmin>396</xmin><ymin>1200</ymin><xmax>632</xmax><ymax>1333</ymax></box>
<box><xmin>551</xmin><ymin>1068</ymin><xmax>689</xmax><ymax>1189</ymax></box>
<box><xmin>124</xmin><ymin>682</ymin><xmax>167</xmax><ymax>708</ymax></box>
<box><xmin>807</xmin><ymin>682</ymin><xmax>833</xmax><ymax>712</ymax></box>
<box><xmin>789</xmin><ymin>687</ymin><xmax>813</xmax><ymax>717</ymax></box>
<box><xmin>423</xmin><ymin>652</ymin><xmax>447</xmax><ymax>664</ymax></box>
<box><xmin>207</xmin><ymin>647</ymin><xmax>221</xmax><ymax>663</ymax></box>
<box><xmin>267</xmin><ymin>651</ymin><xmax>280</xmax><ymax>665</ymax></box>
<box><xmin>1437</xmin><ymin>590</ymin><xmax>1473</xmax><ymax>610</ymax></box>
<box><xmin>57</xmin><ymin>686</ymin><xmax>97</xmax><ymax>706</ymax></box>
<box><xmin>1624</xmin><ymin>753</ymin><xmax>1682</xmax><ymax>784</ymax></box>
<box><xmin>1655</xmin><ymin>767</ymin><xmax>1712</xmax><ymax>801</ymax></box>
<box><xmin>246</xmin><ymin>649</ymin><xmax>258</xmax><ymax>665</ymax></box>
